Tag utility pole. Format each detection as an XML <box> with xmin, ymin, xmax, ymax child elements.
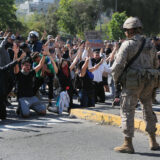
<box><xmin>98</xmin><ymin>0</ymin><xmax>102</xmax><ymax>33</ymax></box>
<box><xmin>115</xmin><ymin>0</ymin><xmax>118</xmax><ymax>12</ymax></box>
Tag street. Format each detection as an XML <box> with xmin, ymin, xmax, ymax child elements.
<box><xmin>0</xmin><ymin>115</ymin><xmax>160</xmax><ymax>160</ymax></box>
<box><xmin>1</xmin><ymin>0</ymin><xmax>160</xmax><ymax>160</ymax></box>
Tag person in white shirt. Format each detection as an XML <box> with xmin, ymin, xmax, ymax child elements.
<box><xmin>89</xmin><ymin>49</ymin><xmax>111</xmax><ymax>103</ymax></box>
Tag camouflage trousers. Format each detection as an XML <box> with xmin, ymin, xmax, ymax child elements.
<box><xmin>120</xmin><ymin>79</ymin><xmax>158</xmax><ymax>137</ymax></box>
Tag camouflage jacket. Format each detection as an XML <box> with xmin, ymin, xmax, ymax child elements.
<box><xmin>111</xmin><ymin>34</ymin><xmax>159</xmax><ymax>84</ymax></box>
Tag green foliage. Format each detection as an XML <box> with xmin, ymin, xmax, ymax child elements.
<box><xmin>0</xmin><ymin>0</ymin><xmax>24</xmax><ymax>31</ymax></box>
<box><xmin>95</xmin><ymin>23</ymin><xmax>108</xmax><ymax>40</ymax></box>
<box><xmin>107</xmin><ymin>12</ymin><xmax>128</xmax><ymax>40</ymax></box>
<box><xmin>18</xmin><ymin>2</ymin><xmax>59</xmax><ymax>38</ymax></box>
<box><xmin>45</xmin><ymin>4</ymin><xmax>59</xmax><ymax>37</ymax></box>
<box><xmin>58</xmin><ymin>0</ymin><xmax>100</xmax><ymax>37</ymax></box>
<box><xmin>18</xmin><ymin>13</ymin><xmax>45</xmax><ymax>38</ymax></box>
<box><xmin>102</xmin><ymin>0</ymin><xmax>160</xmax><ymax>36</ymax></box>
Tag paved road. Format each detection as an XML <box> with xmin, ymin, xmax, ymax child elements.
<box><xmin>0</xmin><ymin>116</ymin><xmax>160</xmax><ymax>160</ymax></box>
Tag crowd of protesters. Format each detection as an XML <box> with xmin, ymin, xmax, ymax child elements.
<box><xmin>0</xmin><ymin>30</ymin><xmax>160</xmax><ymax>120</ymax></box>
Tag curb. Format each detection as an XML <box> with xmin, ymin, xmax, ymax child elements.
<box><xmin>70</xmin><ymin>109</ymin><xmax>160</xmax><ymax>136</ymax></box>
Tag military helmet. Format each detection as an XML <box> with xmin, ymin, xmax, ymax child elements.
<box><xmin>123</xmin><ymin>17</ymin><xmax>143</xmax><ymax>29</ymax></box>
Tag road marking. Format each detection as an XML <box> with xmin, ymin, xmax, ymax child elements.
<box><xmin>0</xmin><ymin>116</ymin><xmax>80</xmax><ymax>132</ymax></box>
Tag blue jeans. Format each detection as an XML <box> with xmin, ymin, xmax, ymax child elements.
<box><xmin>19</xmin><ymin>96</ymin><xmax>46</xmax><ymax>117</ymax></box>
<box><xmin>79</xmin><ymin>89</ymin><xmax>95</xmax><ymax>107</ymax></box>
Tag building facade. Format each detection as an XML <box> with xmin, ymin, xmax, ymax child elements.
<box><xmin>17</xmin><ymin>0</ymin><xmax>58</xmax><ymax>15</ymax></box>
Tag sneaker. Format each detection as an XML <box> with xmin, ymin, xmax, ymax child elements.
<box><xmin>48</xmin><ymin>106</ymin><xmax>58</xmax><ymax>113</ymax></box>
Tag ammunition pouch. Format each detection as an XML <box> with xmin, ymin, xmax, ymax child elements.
<box><xmin>120</xmin><ymin>68</ymin><xmax>139</xmax><ymax>89</ymax></box>
<box><xmin>120</xmin><ymin>68</ymin><xmax>160</xmax><ymax>89</ymax></box>
<box><xmin>146</xmin><ymin>69</ymin><xmax>160</xmax><ymax>88</ymax></box>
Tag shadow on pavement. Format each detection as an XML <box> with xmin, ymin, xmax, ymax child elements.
<box><xmin>136</xmin><ymin>151</ymin><xmax>160</xmax><ymax>157</ymax></box>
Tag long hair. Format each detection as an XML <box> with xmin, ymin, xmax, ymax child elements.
<box><xmin>58</xmin><ymin>58</ymin><xmax>70</xmax><ymax>70</ymax></box>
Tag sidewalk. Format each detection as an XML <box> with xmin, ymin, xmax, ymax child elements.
<box><xmin>70</xmin><ymin>92</ymin><xmax>160</xmax><ymax>136</ymax></box>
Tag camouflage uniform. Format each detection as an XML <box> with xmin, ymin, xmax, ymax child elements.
<box><xmin>111</xmin><ymin>34</ymin><xmax>159</xmax><ymax>137</ymax></box>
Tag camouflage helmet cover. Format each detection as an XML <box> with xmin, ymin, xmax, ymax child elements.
<box><xmin>123</xmin><ymin>17</ymin><xmax>143</xmax><ymax>29</ymax></box>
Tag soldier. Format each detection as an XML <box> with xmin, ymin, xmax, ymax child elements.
<box><xmin>111</xmin><ymin>17</ymin><xmax>160</xmax><ymax>153</ymax></box>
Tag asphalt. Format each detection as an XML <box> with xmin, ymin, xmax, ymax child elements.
<box><xmin>2</xmin><ymin>89</ymin><xmax>160</xmax><ymax>135</ymax></box>
<box><xmin>70</xmin><ymin>90</ymin><xmax>160</xmax><ymax>136</ymax></box>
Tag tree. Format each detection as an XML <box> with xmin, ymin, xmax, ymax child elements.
<box><xmin>18</xmin><ymin>13</ymin><xmax>46</xmax><ymax>38</ymax></box>
<box><xmin>45</xmin><ymin>4</ymin><xmax>59</xmax><ymax>37</ymax></box>
<box><xmin>107</xmin><ymin>12</ymin><xmax>128</xmax><ymax>40</ymax></box>
<box><xmin>0</xmin><ymin>0</ymin><xmax>23</xmax><ymax>31</ymax></box>
<box><xmin>102</xmin><ymin>0</ymin><xmax>160</xmax><ymax>36</ymax></box>
<box><xmin>58</xmin><ymin>0</ymin><xmax>100</xmax><ymax>38</ymax></box>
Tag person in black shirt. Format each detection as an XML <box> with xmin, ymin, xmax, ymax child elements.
<box><xmin>78</xmin><ymin>57</ymin><xmax>103</xmax><ymax>107</ymax></box>
<box><xmin>56</xmin><ymin>57</ymin><xmax>74</xmax><ymax>110</ymax></box>
<box><xmin>78</xmin><ymin>60</ymin><xmax>95</xmax><ymax>107</ymax></box>
<box><xmin>14</xmin><ymin>45</ymin><xmax>47</xmax><ymax>118</ymax></box>
<box><xmin>0</xmin><ymin>52</ymin><xmax>25</xmax><ymax>120</ymax></box>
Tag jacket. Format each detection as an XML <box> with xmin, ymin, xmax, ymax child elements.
<box><xmin>111</xmin><ymin>34</ymin><xmax>159</xmax><ymax>84</ymax></box>
<box><xmin>0</xmin><ymin>60</ymin><xmax>17</xmax><ymax>96</ymax></box>
<box><xmin>0</xmin><ymin>37</ymin><xmax>10</xmax><ymax>66</ymax></box>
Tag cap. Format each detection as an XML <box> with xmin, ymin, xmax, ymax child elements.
<box><xmin>93</xmin><ymin>48</ymin><xmax>100</xmax><ymax>53</ymax></box>
<box><xmin>47</xmin><ymin>35</ymin><xmax>53</xmax><ymax>40</ymax></box>
<box><xmin>10</xmin><ymin>34</ymin><xmax>16</xmax><ymax>40</ymax></box>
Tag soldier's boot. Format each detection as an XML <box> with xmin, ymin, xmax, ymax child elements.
<box><xmin>114</xmin><ymin>137</ymin><xmax>135</xmax><ymax>154</ymax></box>
<box><xmin>149</xmin><ymin>134</ymin><xmax>160</xmax><ymax>150</ymax></box>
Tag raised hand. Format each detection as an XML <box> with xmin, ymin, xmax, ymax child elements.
<box><xmin>19</xmin><ymin>52</ymin><xmax>26</xmax><ymax>61</ymax></box>
<box><xmin>54</xmin><ymin>41</ymin><xmax>60</xmax><ymax>48</ymax></box>
<box><xmin>100</xmin><ymin>48</ymin><xmax>104</xmax><ymax>54</ymax></box>
<box><xmin>85</xmin><ymin>40</ymin><xmax>90</xmax><ymax>48</ymax></box>
<box><xmin>43</xmin><ymin>30</ymin><xmax>47</xmax><ymax>37</ymax></box>
<box><xmin>42</xmin><ymin>45</ymin><xmax>49</xmax><ymax>56</ymax></box>
<box><xmin>6</xmin><ymin>32</ymin><xmax>11</xmax><ymax>38</ymax></box>
<box><xmin>16</xmin><ymin>51</ymin><xmax>26</xmax><ymax>62</ymax></box>
<box><xmin>99</xmin><ymin>59</ymin><xmax>104</xmax><ymax>65</ymax></box>
<box><xmin>13</xmin><ymin>43</ymin><xmax>19</xmax><ymax>58</ymax></box>
<box><xmin>85</xmin><ymin>56</ymin><xmax>90</xmax><ymax>62</ymax></box>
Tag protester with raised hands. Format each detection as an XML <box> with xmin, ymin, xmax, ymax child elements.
<box><xmin>69</xmin><ymin>43</ymin><xmax>84</xmax><ymax>71</ymax></box>
<box><xmin>32</xmin><ymin>46</ymin><xmax>56</xmax><ymax>109</ymax></box>
<box><xmin>0</xmin><ymin>45</ymin><xmax>26</xmax><ymax>120</ymax></box>
<box><xmin>14</xmin><ymin>45</ymin><xmax>48</xmax><ymax>118</ymax></box>
<box><xmin>78</xmin><ymin>56</ymin><xmax>95</xmax><ymax>108</ymax></box>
